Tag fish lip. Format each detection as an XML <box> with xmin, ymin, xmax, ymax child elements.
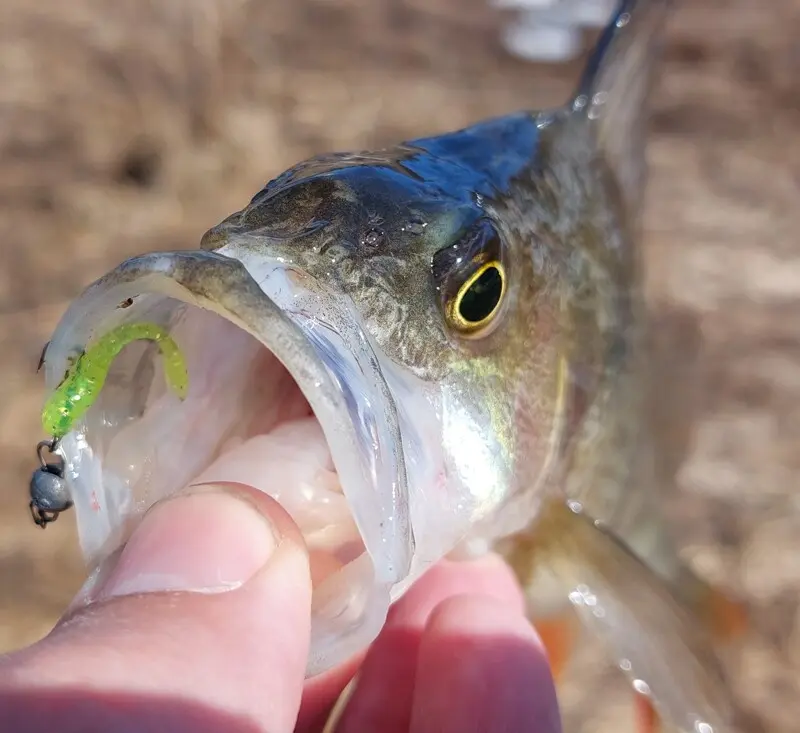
<box><xmin>43</xmin><ymin>249</ymin><xmax>414</xmax><ymax>586</ymax></box>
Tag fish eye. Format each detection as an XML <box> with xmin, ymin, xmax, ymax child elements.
<box><xmin>432</xmin><ymin>218</ymin><xmax>508</xmax><ymax>338</ymax></box>
<box><xmin>450</xmin><ymin>261</ymin><xmax>506</xmax><ymax>332</ymax></box>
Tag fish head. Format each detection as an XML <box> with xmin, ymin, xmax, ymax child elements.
<box><xmin>204</xmin><ymin>146</ymin><xmax>572</xmax><ymax>544</ymax></box>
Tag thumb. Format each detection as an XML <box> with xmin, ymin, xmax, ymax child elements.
<box><xmin>0</xmin><ymin>482</ymin><xmax>312</xmax><ymax>733</ymax></box>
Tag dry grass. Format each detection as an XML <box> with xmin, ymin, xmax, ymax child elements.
<box><xmin>0</xmin><ymin>1</ymin><xmax>798</xmax><ymax>730</ymax></box>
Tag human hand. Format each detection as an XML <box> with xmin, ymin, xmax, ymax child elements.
<box><xmin>0</xmin><ymin>482</ymin><xmax>562</xmax><ymax>732</ymax></box>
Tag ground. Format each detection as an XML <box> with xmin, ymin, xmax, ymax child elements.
<box><xmin>0</xmin><ymin>1</ymin><xmax>798</xmax><ymax>731</ymax></box>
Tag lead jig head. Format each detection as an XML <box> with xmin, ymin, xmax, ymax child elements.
<box><xmin>29</xmin><ymin>439</ymin><xmax>72</xmax><ymax>529</ymax></box>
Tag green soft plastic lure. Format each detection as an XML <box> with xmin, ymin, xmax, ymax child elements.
<box><xmin>41</xmin><ymin>322</ymin><xmax>189</xmax><ymax>439</ymax></box>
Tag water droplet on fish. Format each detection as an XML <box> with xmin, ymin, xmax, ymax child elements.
<box><xmin>632</xmin><ymin>679</ymin><xmax>651</xmax><ymax>697</ymax></box>
<box><xmin>573</xmin><ymin>94</ymin><xmax>588</xmax><ymax>111</ymax></box>
<box><xmin>695</xmin><ymin>721</ymin><xmax>714</xmax><ymax>733</ymax></box>
<box><xmin>592</xmin><ymin>91</ymin><xmax>608</xmax><ymax>106</ymax></box>
<box><xmin>567</xmin><ymin>499</ymin><xmax>583</xmax><ymax>514</ymax></box>
<box><xmin>619</xmin><ymin>659</ymin><xmax>632</xmax><ymax>672</ymax></box>
<box><xmin>616</xmin><ymin>12</ymin><xmax>631</xmax><ymax>27</ymax></box>
<box><xmin>569</xmin><ymin>584</ymin><xmax>599</xmax><ymax>609</ymax></box>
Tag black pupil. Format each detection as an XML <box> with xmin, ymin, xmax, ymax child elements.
<box><xmin>459</xmin><ymin>266</ymin><xmax>502</xmax><ymax>323</ymax></box>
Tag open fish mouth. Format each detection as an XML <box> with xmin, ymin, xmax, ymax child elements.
<box><xmin>42</xmin><ymin>249</ymin><xmax>419</xmax><ymax>675</ymax></box>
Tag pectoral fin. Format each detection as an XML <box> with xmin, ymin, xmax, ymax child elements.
<box><xmin>535</xmin><ymin>612</ymin><xmax>580</xmax><ymax>682</ymax></box>
<box><xmin>530</xmin><ymin>603</ymin><xmax>669</xmax><ymax>733</ymax></box>
<box><xmin>506</xmin><ymin>497</ymin><xmax>744</xmax><ymax>733</ymax></box>
<box><xmin>635</xmin><ymin>695</ymin><xmax>662</xmax><ymax>733</ymax></box>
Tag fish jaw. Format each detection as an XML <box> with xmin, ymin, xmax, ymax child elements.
<box><xmin>41</xmin><ymin>249</ymin><xmax>418</xmax><ymax>674</ymax></box>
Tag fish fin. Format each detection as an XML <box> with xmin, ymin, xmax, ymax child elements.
<box><xmin>571</xmin><ymin>0</ymin><xmax>673</xmax><ymax>218</ymax></box>
<box><xmin>635</xmin><ymin>695</ymin><xmax>663</xmax><ymax>733</ymax></box>
<box><xmin>636</xmin><ymin>574</ymin><xmax>748</xmax><ymax>733</ymax></box>
<box><xmin>533</xmin><ymin>611</ymin><xmax>580</xmax><ymax>681</ymax></box>
<box><xmin>512</xmin><ymin>497</ymin><xmax>739</xmax><ymax>732</ymax></box>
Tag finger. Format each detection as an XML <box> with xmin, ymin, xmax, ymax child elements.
<box><xmin>334</xmin><ymin>555</ymin><xmax>526</xmax><ymax>733</ymax></box>
<box><xmin>410</xmin><ymin>594</ymin><xmax>563</xmax><ymax>733</ymax></box>
<box><xmin>0</xmin><ymin>482</ymin><xmax>312</xmax><ymax>733</ymax></box>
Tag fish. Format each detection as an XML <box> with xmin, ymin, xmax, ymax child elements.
<box><xmin>33</xmin><ymin>1</ymin><xmax>750</xmax><ymax>731</ymax></box>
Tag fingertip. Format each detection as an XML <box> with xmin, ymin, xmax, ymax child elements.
<box><xmin>411</xmin><ymin>594</ymin><xmax>562</xmax><ymax>733</ymax></box>
<box><xmin>333</xmin><ymin>554</ymin><xmax>526</xmax><ymax>733</ymax></box>
<box><xmin>388</xmin><ymin>553</ymin><xmax>526</xmax><ymax>627</ymax></box>
<box><xmin>425</xmin><ymin>593</ymin><xmax>543</xmax><ymax>642</ymax></box>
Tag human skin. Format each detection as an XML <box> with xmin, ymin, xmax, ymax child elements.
<box><xmin>0</xmin><ymin>481</ymin><xmax>562</xmax><ymax>733</ymax></box>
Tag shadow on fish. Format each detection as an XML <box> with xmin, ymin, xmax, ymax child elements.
<box><xmin>31</xmin><ymin>1</ymin><xmax>750</xmax><ymax>731</ymax></box>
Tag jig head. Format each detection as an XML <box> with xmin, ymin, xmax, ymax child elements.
<box><xmin>29</xmin><ymin>439</ymin><xmax>71</xmax><ymax>528</ymax></box>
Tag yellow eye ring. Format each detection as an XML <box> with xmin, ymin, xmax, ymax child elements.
<box><xmin>448</xmin><ymin>260</ymin><xmax>507</xmax><ymax>333</ymax></box>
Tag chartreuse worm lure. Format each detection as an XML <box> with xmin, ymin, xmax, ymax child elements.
<box><xmin>41</xmin><ymin>322</ymin><xmax>189</xmax><ymax>440</ymax></box>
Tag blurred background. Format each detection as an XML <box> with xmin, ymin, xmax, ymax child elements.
<box><xmin>0</xmin><ymin>0</ymin><xmax>798</xmax><ymax>730</ymax></box>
